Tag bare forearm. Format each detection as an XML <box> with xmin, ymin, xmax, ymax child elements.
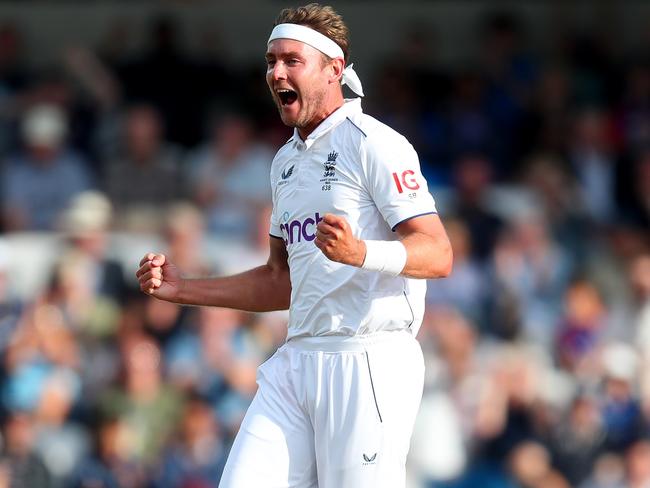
<box><xmin>316</xmin><ymin>213</ymin><xmax>452</xmax><ymax>280</ymax></box>
<box><xmin>400</xmin><ymin>231</ymin><xmax>453</xmax><ymax>279</ymax></box>
<box><xmin>176</xmin><ymin>264</ymin><xmax>291</xmax><ymax>311</ymax></box>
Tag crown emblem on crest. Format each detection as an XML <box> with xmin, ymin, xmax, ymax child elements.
<box><xmin>327</xmin><ymin>151</ymin><xmax>339</xmax><ymax>163</ymax></box>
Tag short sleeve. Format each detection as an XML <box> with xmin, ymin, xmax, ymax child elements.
<box><xmin>362</xmin><ymin>134</ymin><xmax>437</xmax><ymax>230</ymax></box>
<box><xmin>269</xmin><ymin>171</ymin><xmax>283</xmax><ymax>238</ymax></box>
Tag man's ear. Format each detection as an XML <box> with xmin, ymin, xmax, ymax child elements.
<box><xmin>329</xmin><ymin>58</ymin><xmax>345</xmax><ymax>84</ymax></box>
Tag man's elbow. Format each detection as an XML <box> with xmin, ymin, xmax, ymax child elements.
<box><xmin>429</xmin><ymin>243</ymin><xmax>453</xmax><ymax>279</ymax></box>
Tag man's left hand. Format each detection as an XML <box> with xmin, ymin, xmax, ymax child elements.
<box><xmin>315</xmin><ymin>213</ymin><xmax>366</xmax><ymax>267</ymax></box>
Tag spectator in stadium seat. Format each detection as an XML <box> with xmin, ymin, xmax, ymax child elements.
<box><xmin>556</xmin><ymin>279</ymin><xmax>607</xmax><ymax>380</ymax></box>
<box><xmin>71</xmin><ymin>415</ymin><xmax>145</xmax><ymax>488</ymax></box>
<box><xmin>2</xmin><ymin>302</ymin><xmax>82</xmax><ymax>415</ymax></box>
<box><xmin>32</xmin><ymin>369</ymin><xmax>90</xmax><ymax>486</ymax></box>
<box><xmin>567</xmin><ymin>108</ymin><xmax>618</xmax><ymax>225</ymax></box>
<box><xmin>555</xmin><ymin>279</ymin><xmax>609</xmax><ymax>378</ymax></box>
<box><xmin>103</xmin><ymin>104</ymin><xmax>185</xmax><ymax>229</ymax></box>
<box><xmin>578</xmin><ymin>453</ymin><xmax>626</xmax><ymax>488</ymax></box>
<box><xmin>135</xmin><ymin>205</ymin><xmax>207</xmax><ymax>350</ymax></box>
<box><xmin>447</xmin><ymin>74</ymin><xmax>496</xmax><ymax>166</ymax></box>
<box><xmin>53</xmin><ymin>191</ymin><xmax>127</xmax><ymax>337</ymax></box>
<box><xmin>450</xmin><ymin>154</ymin><xmax>503</xmax><ymax>263</ymax></box>
<box><xmin>479</xmin><ymin>12</ymin><xmax>539</xmax><ymax>172</ymax></box>
<box><xmin>548</xmin><ymin>393</ymin><xmax>607</xmax><ymax>486</ymax></box>
<box><xmin>186</xmin><ymin>110</ymin><xmax>273</xmax><ymax>239</ymax></box>
<box><xmin>599</xmin><ymin>343</ymin><xmax>643</xmax><ymax>453</ymax></box>
<box><xmin>164</xmin><ymin>306</ymin><xmax>263</xmax><ymax>437</ymax></box>
<box><xmin>492</xmin><ymin>214</ymin><xmax>573</xmax><ymax>345</ymax></box>
<box><xmin>98</xmin><ymin>331</ymin><xmax>184</xmax><ymax>465</ymax></box>
<box><xmin>507</xmin><ymin>440</ymin><xmax>571</xmax><ymax>488</ymax></box>
<box><xmin>521</xmin><ymin>154</ymin><xmax>587</xmax><ymax>258</ymax></box>
<box><xmin>0</xmin><ymin>412</ymin><xmax>52</xmax><ymax>488</ymax></box>
<box><xmin>425</xmin><ymin>219</ymin><xmax>488</xmax><ymax>327</ymax></box>
<box><xmin>524</xmin><ymin>65</ymin><xmax>573</xmax><ymax>155</ymax></box>
<box><xmin>153</xmin><ymin>393</ymin><xmax>227</xmax><ymax>488</ymax></box>
<box><xmin>162</xmin><ymin>202</ymin><xmax>213</xmax><ymax>278</ymax></box>
<box><xmin>1</xmin><ymin>104</ymin><xmax>93</xmax><ymax>231</ymax></box>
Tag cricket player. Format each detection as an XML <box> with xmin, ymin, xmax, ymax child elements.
<box><xmin>136</xmin><ymin>3</ymin><xmax>452</xmax><ymax>487</ymax></box>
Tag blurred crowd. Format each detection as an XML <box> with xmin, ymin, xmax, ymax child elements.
<box><xmin>0</xmin><ymin>9</ymin><xmax>648</xmax><ymax>488</ymax></box>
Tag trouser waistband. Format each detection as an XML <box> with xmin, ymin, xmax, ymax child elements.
<box><xmin>286</xmin><ymin>329</ymin><xmax>413</xmax><ymax>352</ymax></box>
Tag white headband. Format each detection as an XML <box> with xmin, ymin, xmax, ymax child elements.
<box><xmin>268</xmin><ymin>23</ymin><xmax>364</xmax><ymax>97</ymax></box>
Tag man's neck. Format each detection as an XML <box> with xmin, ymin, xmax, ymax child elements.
<box><xmin>297</xmin><ymin>93</ymin><xmax>345</xmax><ymax>140</ymax></box>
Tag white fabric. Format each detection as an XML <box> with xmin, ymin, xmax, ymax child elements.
<box><xmin>269</xmin><ymin>98</ymin><xmax>437</xmax><ymax>340</ymax></box>
<box><xmin>341</xmin><ymin>63</ymin><xmax>364</xmax><ymax>97</ymax></box>
<box><xmin>269</xmin><ymin>23</ymin><xmax>344</xmax><ymax>59</ymax></box>
<box><xmin>362</xmin><ymin>240</ymin><xmax>407</xmax><ymax>276</ymax></box>
<box><xmin>268</xmin><ymin>23</ymin><xmax>364</xmax><ymax>96</ymax></box>
<box><xmin>219</xmin><ymin>331</ymin><xmax>424</xmax><ymax>488</ymax></box>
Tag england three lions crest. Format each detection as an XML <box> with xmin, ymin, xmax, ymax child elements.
<box><xmin>321</xmin><ymin>150</ymin><xmax>339</xmax><ymax>191</ymax></box>
<box><xmin>323</xmin><ymin>151</ymin><xmax>338</xmax><ymax>176</ymax></box>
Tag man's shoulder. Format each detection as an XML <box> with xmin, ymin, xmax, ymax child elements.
<box><xmin>269</xmin><ymin>137</ymin><xmax>296</xmax><ymax>176</ymax></box>
<box><xmin>338</xmin><ymin>113</ymin><xmax>413</xmax><ymax>164</ymax></box>
<box><xmin>343</xmin><ymin>112</ymin><xmax>409</xmax><ymax>148</ymax></box>
<box><xmin>271</xmin><ymin>137</ymin><xmax>295</xmax><ymax>162</ymax></box>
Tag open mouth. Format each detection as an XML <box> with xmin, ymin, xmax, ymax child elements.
<box><xmin>277</xmin><ymin>89</ymin><xmax>298</xmax><ymax>106</ymax></box>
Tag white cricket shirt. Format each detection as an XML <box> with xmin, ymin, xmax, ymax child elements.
<box><xmin>269</xmin><ymin>98</ymin><xmax>437</xmax><ymax>339</ymax></box>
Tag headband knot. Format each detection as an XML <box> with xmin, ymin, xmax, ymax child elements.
<box><xmin>268</xmin><ymin>23</ymin><xmax>364</xmax><ymax>97</ymax></box>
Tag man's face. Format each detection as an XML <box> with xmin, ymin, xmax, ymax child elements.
<box><xmin>266</xmin><ymin>38</ymin><xmax>331</xmax><ymax>133</ymax></box>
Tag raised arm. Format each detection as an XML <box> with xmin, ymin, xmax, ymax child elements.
<box><xmin>136</xmin><ymin>236</ymin><xmax>291</xmax><ymax>312</ymax></box>
<box><xmin>315</xmin><ymin>212</ymin><xmax>452</xmax><ymax>280</ymax></box>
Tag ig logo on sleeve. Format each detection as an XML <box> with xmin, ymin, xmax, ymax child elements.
<box><xmin>392</xmin><ymin>170</ymin><xmax>420</xmax><ymax>194</ymax></box>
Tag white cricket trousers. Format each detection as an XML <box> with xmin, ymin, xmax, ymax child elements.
<box><xmin>218</xmin><ymin>330</ymin><xmax>424</xmax><ymax>488</ymax></box>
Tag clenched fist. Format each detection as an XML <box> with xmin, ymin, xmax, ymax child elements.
<box><xmin>314</xmin><ymin>213</ymin><xmax>366</xmax><ymax>267</ymax></box>
<box><xmin>135</xmin><ymin>253</ymin><xmax>183</xmax><ymax>302</ymax></box>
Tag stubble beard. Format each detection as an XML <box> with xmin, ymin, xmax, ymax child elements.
<box><xmin>279</xmin><ymin>87</ymin><xmax>327</xmax><ymax>131</ymax></box>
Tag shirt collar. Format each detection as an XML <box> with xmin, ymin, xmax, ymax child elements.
<box><xmin>293</xmin><ymin>98</ymin><xmax>362</xmax><ymax>149</ymax></box>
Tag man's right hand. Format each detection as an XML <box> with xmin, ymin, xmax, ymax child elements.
<box><xmin>135</xmin><ymin>253</ymin><xmax>183</xmax><ymax>302</ymax></box>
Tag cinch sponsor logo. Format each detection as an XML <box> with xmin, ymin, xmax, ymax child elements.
<box><xmin>280</xmin><ymin>212</ymin><xmax>323</xmax><ymax>245</ymax></box>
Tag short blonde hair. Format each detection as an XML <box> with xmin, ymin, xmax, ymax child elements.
<box><xmin>274</xmin><ymin>3</ymin><xmax>350</xmax><ymax>63</ymax></box>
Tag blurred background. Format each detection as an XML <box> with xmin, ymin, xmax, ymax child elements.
<box><xmin>0</xmin><ymin>0</ymin><xmax>648</xmax><ymax>487</ymax></box>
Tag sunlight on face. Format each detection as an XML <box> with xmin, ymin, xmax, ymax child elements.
<box><xmin>265</xmin><ymin>38</ymin><xmax>332</xmax><ymax>135</ymax></box>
